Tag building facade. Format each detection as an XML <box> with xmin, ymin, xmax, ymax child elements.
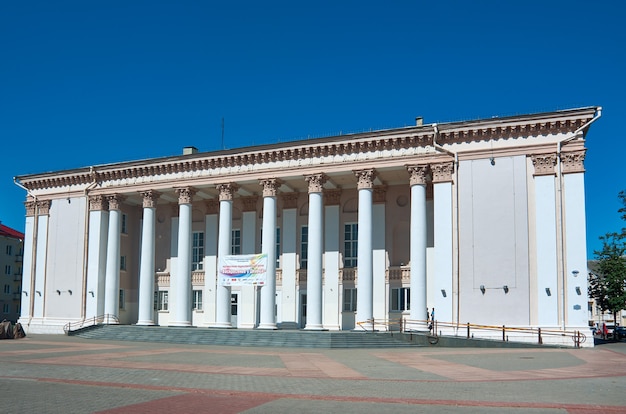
<box><xmin>0</xmin><ymin>223</ymin><xmax>25</xmax><ymax>323</ymax></box>
<box><xmin>15</xmin><ymin>107</ymin><xmax>601</xmax><ymax>346</ymax></box>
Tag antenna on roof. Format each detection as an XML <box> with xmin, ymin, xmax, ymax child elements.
<box><xmin>221</xmin><ymin>117</ymin><xmax>225</xmax><ymax>150</ymax></box>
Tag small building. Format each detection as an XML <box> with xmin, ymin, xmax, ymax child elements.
<box><xmin>0</xmin><ymin>223</ymin><xmax>25</xmax><ymax>323</ymax></box>
<box><xmin>15</xmin><ymin>107</ymin><xmax>601</xmax><ymax>346</ymax></box>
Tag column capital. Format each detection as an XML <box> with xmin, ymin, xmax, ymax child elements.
<box><xmin>259</xmin><ymin>178</ymin><xmax>282</xmax><ymax>197</ymax></box>
<box><xmin>304</xmin><ymin>174</ymin><xmax>327</xmax><ymax>193</ymax></box>
<box><xmin>407</xmin><ymin>165</ymin><xmax>428</xmax><ymax>186</ymax></box>
<box><xmin>206</xmin><ymin>199</ymin><xmax>219</xmax><ymax>214</ymax></box>
<box><xmin>37</xmin><ymin>200</ymin><xmax>51</xmax><ymax>215</ymax></box>
<box><xmin>560</xmin><ymin>150</ymin><xmax>586</xmax><ymax>174</ymax></box>
<box><xmin>216</xmin><ymin>183</ymin><xmax>239</xmax><ymax>201</ymax></box>
<box><xmin>431</xmin><ymin>162</ymin><xmax>455</xmax><ymax>183</ymax></box>
<box><xmin>107</xmin><ymin>194</ymin><xmax>125</xmax><ymax>211</ymax></box>
<box><xmin>89</xmin><ymin>195</ymin><xmax>109</xmax><ymax>211</ymax></box>
<box><xmin>531</xmin><ymin>154</ymin><xmax>557</xmax><ymax>176</ymax></box>
<box><xmin>281</xmin><ymin>192</ymin><xmax>299</xmax><ymax>209</ymax></box>
<box><xmin>324</xmin><ymin>189</ymin><xmax>342</xmax><ymax>206</ymax></box>
<box><xmin>25</xmin><ymin>201</ymin><xmax>36</xmax><ymax>217</ymax></box>
<box><xmin>140</xmin><ymin>190</ymin><xmax>160</xmax><ymax>208</ymax></box>
<box><xmin>354</xmin><ymin>169</ymin><xmax>376</xmax><ymax>190</ymax></box>
<box><xmin>175</xmin><ymin>187</ymin><xmax>195</xmax><ymax>205</ymax></box>
<box><xmin>240</xmin><ymin>195</ymin><xmax>259</xmax><ymax>212</ymax></box>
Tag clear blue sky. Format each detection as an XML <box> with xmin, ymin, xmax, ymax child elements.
<box><xmin>1</xmin><ymin>1</ymin><xmax>624</xmax><ymax>257</ymax></box>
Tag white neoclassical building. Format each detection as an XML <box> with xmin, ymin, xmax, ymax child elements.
<box><xmin>15</xmin><ymin>107</ymin><xmax>601</xmax><ymax>346</ymax></box>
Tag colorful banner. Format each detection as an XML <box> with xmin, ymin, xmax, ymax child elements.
<box><xmin>218</xmin><ymin>253</ymin><xmax>268</xmax><ymax>286</ymax></box>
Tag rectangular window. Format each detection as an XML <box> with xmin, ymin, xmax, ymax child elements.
<box><xmin>343</xmin><ymin>288</ymin><xmax>357</xmax><ymax>311</ymax></box>
<box><xmin>391</xmin><ymin>287</ymin><xmax>410</xmax><ymax>311</ymax></box>
<box><xmin>119</xmin><ymin>289</ymin><xmax>125</xmax><ymax>310</ymax></box>
<box><xmin>192</xmin><ymin>232</ymin><xmax>204</xmax><ymax>270</ymax></box>
<box><xmin>2</xmin><ymin>304</ymin><xmax>8</xmax><ymax>314</ymax></box>
<box><xmin>6</xmin><ymin>245</ymin><xmax>12</xmax><ymax>255</ymax></box>
<box><xmin>121</xmin><ymin>214</ymin><xmax>128</xmax><ymax>234</ymax></box>
<box><xmin>344</xmin><ymin>223</ymin><xmax>358</xmax><ymax>268</ymax></box>
<box><xmin>3</xmin><ymin>284</ymin><xmax>10</xmax><ymax>294</ymax></box>
<box><xmin>5</xmin><ymin>265</ymin><xmax>10</xmax><ymax>275</ymax></box>
<box><xmin>192</xmin><ymin>290</ymin><xmax>203</xmax><ymax>311</ymax></box>
<box><xmin>300</xmin><ymin>226</ymin><xmax>308</xmax><ymax>269</ymax></box>
<box><xmin>120</xmin><ymin>256</ymin><xmax>126</xmax><ymax>271</ymax></box>
<box><xmin>231</xmin><ymin>229</ymin><xmax>241</xmax><ymax>255</ymax></box>
<box><xmin>158</xmin><ymin>291</ymin><xmax>169</xmax><ymax>311</ymax></box>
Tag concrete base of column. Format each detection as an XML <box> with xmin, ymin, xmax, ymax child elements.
<box><xmin>257</xmin><ymin>323</ymin><xmax>277</xmax><ymax>330</ymax></box>
<box><xmin>304</xmin><ymin>324</ymin><xmax>327</xmax><ymax>331</ymax></box>
<box><xmin>135</xmin><ymin>320</ymin><xmax>155</xmax><ymax>326</ymax></box>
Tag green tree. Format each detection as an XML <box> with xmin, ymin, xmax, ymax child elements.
<box><xmin>589</xmin><ymin>191</ymin><xmax>626</xmax><ymax>338</ymax></box>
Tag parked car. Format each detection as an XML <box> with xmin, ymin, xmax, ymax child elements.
<box><xmin>614</xmin><ymin>326</ymin><xmax>626</xmax><ymax>340</ymax></box>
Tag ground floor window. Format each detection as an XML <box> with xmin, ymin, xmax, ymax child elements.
<box><xmin>193</xmin><ymin>290</ymin><xmax>203</xmax><ymax>311</ymax></box>
<box><xmin>119</xmin><ymin>289</ymin><xmax>125</xmax><ymax>310</ymax></box>
<box><xmin>391</xmin><ymin>287</ymin><xmax>410</xmax><ymax>311</ymax></box>
<box><xmin>157</xmin><ymin>291</ymin><xmax>169</xmax><ymax>311</ymax></box>
<box><xmin>343</xmin><ymin>288</ymin><xmax>357</xmax><ymax>311</ymax></box>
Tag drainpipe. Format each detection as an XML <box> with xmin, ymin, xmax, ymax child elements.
<box><xmin>431</xmin><ymin>124</ymin><xmax>461</xmax><ymax>331</ymax></box>
<box><xmin>556</xmin><ymin>107</ymin><xmax>602</xmax><ymax>330</ymax></box>
<box><xmin>13</xmin><ymin>177</ymin><xmax>37</xmax><ymax>324</ymax></box>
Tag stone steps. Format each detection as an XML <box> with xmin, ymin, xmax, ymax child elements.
<box><xmin>69</xmin><ymin>324</ymin><xmax>417</xmax><ymax>348</ymax></box>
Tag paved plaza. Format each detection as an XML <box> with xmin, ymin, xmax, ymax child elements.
<box><xmin>1</xmin><ymin>334</ymin><xmax>625</xmax><ymax>413</ymax></box>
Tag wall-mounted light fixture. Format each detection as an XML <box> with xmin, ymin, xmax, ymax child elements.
<box><xmin>36</xmin><ymin>290</ymin><xmax>41</xmax><ymax>296</ymax></box>
<box><xmin>89</xmin><ymin>291</ymin><xmax>94</xmax><ymax>297</ymax></box>
<box><xmin>503</xmin><ymin>285</ymin><xmax>509</xmax><ymax>294</ymax></box>
<box><xmin>68</xmin><ymin>290</ymin><xmax>72</xmax><ymax>295</ymax></box>
<box><xmin>480</xmin><ymin>285</ymin><xmax>486</xmax><ymax>294</ymax></box>
<box><xmin>22</xmin><ymin>290</ymin><xmax>28</xmax><ymax>296</ymax></box>
<box><xmin>441</xmin><ymin>289</ymin><xmax>447</xmax><ymax>298</ymax></box>
<box><xmin>575</xmin><ymin>286</ymin><xmax>582</xmax><ymax>295</ymax></box>
<box><xmin>572</xmin><ymin>270</ymin><xmax>579</xmax><ymax>277</ymax></box>
<box><xmin>56</xmin><ymin>290</ymin><xmax>61</xmax><ymax>295</ymax></box>
<box><xmin>545</xmin><ymin>287</ymin><xmax>551</xmax><ymax>296</ymax></box>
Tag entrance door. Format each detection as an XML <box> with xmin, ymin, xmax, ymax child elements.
<box><xmin>230</xmin><ymin>292</ymin><xmax>239</xmax><ymax>328</ymax></box>
<box><xmin>299</xmin><ymin>293</ymin><xmax>307</xmax><ymax>328</ymax></box>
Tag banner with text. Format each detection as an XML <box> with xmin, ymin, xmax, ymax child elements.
<box><xmin>218</xmin><ymin>253</ymin><xmax>268</xmax><ymax>286</ymax></box>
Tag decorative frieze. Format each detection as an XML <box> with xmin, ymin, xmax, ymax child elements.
<box><xmin>216</xmin><ymin>183</ymin><xmax>239</xmax><ymax>201</ymax></box>
<box><xmin>304</xmin><ymin>174</ymin><xmax>327</xmax><ymax>193</ymax></box>
<box><xmin>89</xmin><ymin>195</ymin><xmax>108</xmax><ymax>211</ymax></box>
<box><xmin>373</xmin><ymin>185</ymin><xmax>387</xmax><ymax>203</ymax></box>
<box><xmin>323</xmin><ymin>189</ymin><xmax>342</xmax><ymax>206</ymax></box>
<box><xmin>240</xmin><ymin>196</ymin><xmax>259</xmax><ymax>212</ymax></box>
<box><xmin>140</xmin><ymin>190</ymin><xmax>160</xmax><ymax>208</ymax></box>
<box><xmin>431</xmin><ymin>162</ymin><xmax>454</xmax><ymax>183</ymax></box>
<box><xmin>407</xmin><ymin>165</ymin><xmax>428</xmax><ymax>186</ymax></box>
<box><xmin>354</xmin><ymin>169</ymin><xmax>376</xmax><ymax>190</ymax></box>
<box><xmin>175</xmin><ymin>187</ymin><xmax>195</xmax><ymax>204</ymax></box>
<box><xmin>107</xmin><ymin>194</ymin><xmax>125</xmax><ymax>211</ymax></box>
<box><xmin>259</xmin><ymin>178</ymin><xmax>281</xmax><ymax>197</ymax></box>
<box><xmin>560</xmin><ymin>150</ymin><xmax>586</xmax><ymax>174</ymax></box>
<box><xmin>531</xmin><ymin>154</ymin><xmax>557</xmax><ymax>176</ymax></box>
<box><xmin>24</xmin><ymin>201</ymin><xmax>36</xmax><ymax>217</ymax></box>
<box><xmin>281</xmin><ymin>192</ymin><xmax>299</xmax><ymax>209</ymax></box>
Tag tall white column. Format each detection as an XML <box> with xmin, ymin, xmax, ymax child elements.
<box><xmin>372</xmin><ymin>187</ymin><xmax>387</xmax><ymax>329</ymax></box>
<box><xmin>355</xmin><ymin>169</ymin><xmax>375</xmax><ymax>329</ymax></box>
<box><xmin>259</xmin><ymin>178</ymin><xmax>280</xmax><ymax>329</ymax></box>
<box><xmin>532</xmin><ymin>155</ymin><xmax>559</xmax><ymax>326</ymax></box>
<box><xmin>137</xmin><ymin>190</ymin><xmax>159</xmax><ymax>325</ymax></box>
<box><xmin>323</xmin><ymin>189</ymin><xmax>341</xmax><ymax>330</ymax></box>
<box><xmin>18</xmin><ymin>201</ymin><xmax>36</xmax><ymax>322</ymax></box>
<box><xmin>304</xmin><ymin>174</ymin><xmax>326</xmax><ymax>330</ymax></box>
<box><xmin>104</xmin><ymin>194</ymin><xmax>124</xmax><ymax>320</ymax></box>
<box><xmin>32</xmin><ymin>200</ymin><xmax>51</xmax><ymax>320</ymax></box>
<box><xmin>215</xmin><ymin>183</ymin><xmax>237</xmax><ymax>328</ymax></box>
<box><xmin>561</xmin><ymin>150</ymin><xmax>590</xmax><ymax>329</ymax></box>
<box><xmin>86</xmin><ymin>196</ymin><xmax>109</xmax><ymax>320</ymax></box>
<box><xmin>432</xmin><ymin>162</ymin><xmax>454</xmax><ymax>324</ymax></box>
<box><xmin>170</xmin><ymin>187</ymin><xmax>194</xmax><ymax>327</ymax></box>
<box><xmin>407</xmin><ymin>166</ymin><xmax>428</xmax><ymax>328</ymax></box>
